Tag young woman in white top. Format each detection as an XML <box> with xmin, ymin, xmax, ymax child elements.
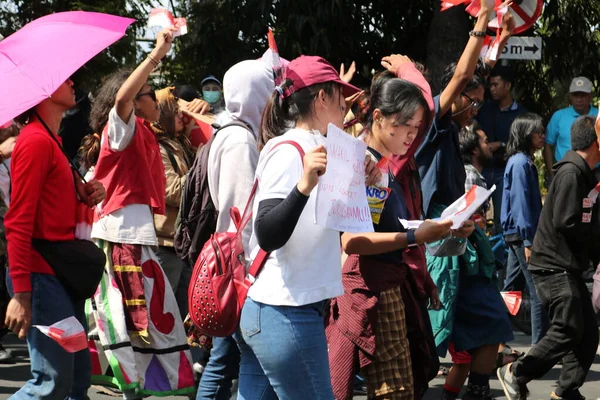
<box><xmin>235</xmin><ymin>55</ymin><xmax>378</xmax><ymax>400</ymax></box>
<box><xmin>87</xmin><ymin>28</ymin><xmax>194</xmax><ymax>399</ymax></box>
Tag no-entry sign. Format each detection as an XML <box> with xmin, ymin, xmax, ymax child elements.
<box><xmin>488</xmin><ymin>0</ymin><xmax>544</xmax><ymax>35</ymax></box>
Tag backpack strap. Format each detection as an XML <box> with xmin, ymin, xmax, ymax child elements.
<box><xmin>237</xmin><ymin>140</ymin><xmax>306</xmax><ymax>285</ymax></box>
<box><xmin>213</xmin><ymin>120</ymin><xmax>253</xmax><ymax>136</ymax></box>
<box><xmin>235</xmin><ymin>140</ymin><xmax>305</xmax><ymax>234</ymax></box>
<box><xmin>160</xmin><ymin>143</ymin><xmax>180</xmax><ymax>175</ymax></box>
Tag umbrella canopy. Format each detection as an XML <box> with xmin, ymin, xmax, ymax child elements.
<box><xmin>0</xmin><ymin>11</ymin><xmax>135</xmax><ymax>125</ymax></box>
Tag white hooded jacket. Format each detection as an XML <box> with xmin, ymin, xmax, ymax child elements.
<box><xmin>207</xmin><ymin>60</ymin><xmax>274</xmax><ymax>250</ymax></box>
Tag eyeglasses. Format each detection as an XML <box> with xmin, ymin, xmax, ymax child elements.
<box><xmin>461</xmin><ymin>92</ymin><xmax>482</xmax><ymax>110</ymax></box>
<box><xmin>136</xmin><ymin>90</ymin><xmax>157</xmax><ymax>102</ymax></box>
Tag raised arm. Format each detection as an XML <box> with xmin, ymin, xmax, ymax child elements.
<box><xmin>381</xmin><ymin>54</ymin><xmax>434</xmax><ymax>113</ymax></box>
<box><xmin>438</xmin><ymin>0</ymin><xmax>494</xmax><ymax>116</ymax></box>
<box><xmin>115</xmin><ymin>28</ymin><xmax>176</xmax><ymax>123</ymax></box>
<box><xmin>484</xmin><ymin>9</ymin><xmax>516</xmax><ymax>70</ymax></box>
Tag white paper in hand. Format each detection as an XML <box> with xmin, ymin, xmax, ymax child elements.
<box><xmin>315</xmin><ymin>124</ymin><xmax>373</xmax><ymax>233</ymax></box>
<box><xmin>440</xmin><ymin>185</ymin><xmax>495</xmax><ymax>229</ymax></box>
<box><xmin>399</xmin><ymin>185</ymin><xmax>495</xmax><ymax>230</ymax></box>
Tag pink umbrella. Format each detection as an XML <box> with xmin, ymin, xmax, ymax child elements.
<box><xmin>0</xmin><ymin>11</ymin><xmax>135</xmax><ymax>125</ymax></box>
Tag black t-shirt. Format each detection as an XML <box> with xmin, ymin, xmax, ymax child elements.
<box><xmin>365</xmin><ymin>148</ymin><xmax>409</xmax><ymax>264</ymax></box>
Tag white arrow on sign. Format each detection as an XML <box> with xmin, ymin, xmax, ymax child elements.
<box><xmin>494</xmin><ymin>36</ymin><xmax>542</xmax><ymax>60</ymax></box>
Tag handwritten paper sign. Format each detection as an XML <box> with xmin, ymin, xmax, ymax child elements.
<box><xmin>400</xmin><ymin>185</ymin><xmax>496</xmax><ymax>230</ymax></box>
<box><xmin>315</xmin><ymin>124</ymin><xmax>373</xmax><ymax>233</ymax></box>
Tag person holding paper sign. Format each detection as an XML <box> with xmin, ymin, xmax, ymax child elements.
<box><xmin>236</xmin><ymin>55</ymin><xmax>379</xmax><ymax>400</ymax></box>
<box><xmin>327</xmin><ymin>76</ymin><xmax>454</xmax><ymax>400</ymax></box>
<box><xmin>414</xmin><ymin>1</ymin><xmax>515</xmax><ymax>399</ymax></box>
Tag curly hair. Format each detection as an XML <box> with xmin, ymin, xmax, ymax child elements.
<box><xmin>89</xmin><ymin>69</ymin><xmax>132</xmax><ymax>134</ymax></box>
<box><xmin>78</xmin><ymin>133</ymin><xmax>101</xmax><ymax>170</ymax></box>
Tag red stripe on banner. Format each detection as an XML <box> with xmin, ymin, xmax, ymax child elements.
<box><xmin>455</xmin><ymin>186</ymin><xmax>478</xmax><ymax>215</ymax></box>
<box><xmin>89</xmin><ymin>339</ymin><xmax>103</xmax><ymax>375</ymax></box>
<box><xmin>511</xmin><ymin>4</ymin><xmax>532</xmax><ymax>23</ymax></box>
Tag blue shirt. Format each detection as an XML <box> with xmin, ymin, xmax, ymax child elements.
<box><xmin>416</xmin><ymin>95</ymin><xmax>466</xmax><ymax>217</ymax></box>
<box><xmin>546</xmin><ymin>106</ymin><xmax>599</xmax><ymax>162</ymax></box>
<box><xmin>501</xmin><ymin>153</ymin><xmax>542</xmax><ymax>247</ymax></box>
<box><xmin>476</xmin><ymin>100</ymin><xmax>527</xmax><ymax>169</ymax></box>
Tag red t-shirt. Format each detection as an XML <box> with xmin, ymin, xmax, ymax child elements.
<box><xmin>6</xmin><ymin>121</ymin><xmax>77</xmax><ymax>292</ymax></box>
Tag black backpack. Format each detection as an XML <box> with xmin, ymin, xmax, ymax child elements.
<box><xmin>174</xmin><ymin>121</ymin><xmax>252</xmax><ymax>266</ymax></box>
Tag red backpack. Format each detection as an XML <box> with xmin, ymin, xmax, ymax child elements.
<box><xmin>188</xmin><ymin>140</ymin><xmax>305</xmax><ymax>337</ymax></box>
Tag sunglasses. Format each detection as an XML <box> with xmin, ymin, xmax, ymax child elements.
<box><xmin>136</xmin><ymin>90</ymin><xmax>157</xmax><ymax>102</ymax></box>
<box><xmin>461</xmin><ymin>92</ymin><xmax>482</xmax><ymax>110</ymax></box>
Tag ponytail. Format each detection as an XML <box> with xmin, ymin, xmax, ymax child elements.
<box><xmin>78</xmin><ymin>133</ymin><xmax>101</xmax><ymax>170</ymax></box>
<box><xmin>259</xmin><ymin>79</ymin><xmax>293</xmax><ymax>151</ymax></box>
<box><xmin>258</xmin><ymin>78</ymin><xmax>339</xmax><ymax>150</ymax></box>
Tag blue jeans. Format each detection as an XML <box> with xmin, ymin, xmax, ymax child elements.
<box><xmin>482</xmin><ymin>167</ymin><xmax>504</xmax><ymax>228</ymax></box>
<box><xmin>504</xmin><ymin>242</ymin><xmax>549</xmax><ymax>344</ymax></box>
<box><xmin>7</xmin><ymin>273</ymin><xmax>91</xmax><ymax>400</ymax></box>
<box><xmin>196</xmin><ymin>335</ymin><xmax>240</xmax><ymax>400</ymax></box>
<box><xmin>235</xmin><ymin>297</ymin><xmax>333</xmax><ymax>400</ymax></box>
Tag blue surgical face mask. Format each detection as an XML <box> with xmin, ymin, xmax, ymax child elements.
<box><xmin>203</xmin><ymin>90</ymin><xmax>222</xmax><ymax>105</ymax></box>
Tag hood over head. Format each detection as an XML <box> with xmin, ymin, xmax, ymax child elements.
<box><xmin>222</xmin><ymin>60</ymin><xmax>275</xmax><ymax>135</ymax></box>
<box><xmin>553</xmin><ymin>150</ymin><xmax>595</xmax><ymax>183</ymax></box>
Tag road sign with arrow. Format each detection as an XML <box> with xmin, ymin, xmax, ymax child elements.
<box><xmin>496</xmin><ymin>36</ymin><xmax>542</xmax><ymax>60</ymax></box>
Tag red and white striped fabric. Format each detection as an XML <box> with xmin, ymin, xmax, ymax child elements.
<box><xmin>34</xmin><ymin>316</ymin><xmax>88</xmax><ymax>353</ymax></box>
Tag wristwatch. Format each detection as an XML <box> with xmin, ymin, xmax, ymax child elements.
<box><xmin>407</xmin><ymin>230</ymin><xmax>418</xmax><ymax>248</ymax></box>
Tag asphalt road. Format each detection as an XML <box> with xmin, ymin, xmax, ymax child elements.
<box><xmin>1</xmin><ymin>332</ymin><xmax>599</xmax><ymax>399</ymax></box>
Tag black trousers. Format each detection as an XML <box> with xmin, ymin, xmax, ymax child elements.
<box><xmin>513</xmin><ymin>270</ymin><xmax>599</xmax><ymax>398</ymax></box>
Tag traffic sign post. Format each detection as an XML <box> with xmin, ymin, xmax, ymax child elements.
<box><xmin>496</xmin><ymin>36</ymin><xmax>542</xmax><ymax>60</ymax></box>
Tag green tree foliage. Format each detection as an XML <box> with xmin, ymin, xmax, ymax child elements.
<box><xmin>511</xmin><ymin>0</ymin><xmax>600</xmax><ymax>120</ymax></box>
<box><xmin>2</xmin><ymin>0</ymin><xmax>600</xmax><ymax>125</ymax></box>
<box><xmin>170</xmin><ymin>0</ymin><xmax>436</xmax><ymax>89</ymax></box>
<box><xmin>0</xmin><ymin>0</ymin><xmax>156</xmax><ymax>91</ymax></box>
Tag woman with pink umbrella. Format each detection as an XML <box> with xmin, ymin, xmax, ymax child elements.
<box><xmin>1</xmin><ymin>11</ymin><xmax>131</xmax><ymax>399</ymax></box>
<box><xmin>88</xmin><ymin>27</ymin><xmax>194</xmax><ymax>398</ymax></box>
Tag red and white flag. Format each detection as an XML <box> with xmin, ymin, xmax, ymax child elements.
<box><xmin>440</xmin><ymin>0</ymin><xmax>471</xmax><ymax>11</ymax></box>
<box><xmin>148</xmin><ymin>7</ymin><xmax>187</xmax><ymax>37</ymax></box>
<box><xmin>34</xmin><ymin>316</ymin><xmax>88</xmax><ymax>353</ymax></box>
<box><xmin>261</xmin><ymin>28</ymin><xmax>284</xmax><ymax>86</ymax></box>
<box><xmin>501</xmin><ymin>291</ymin><xmax>523</xmax><ymax>316</ymax></box>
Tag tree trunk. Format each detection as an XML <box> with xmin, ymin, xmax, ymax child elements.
<box><xmin>426</xmin><ymin>6</ymin><xmax>471</xmax><ymax>94</ymax></box>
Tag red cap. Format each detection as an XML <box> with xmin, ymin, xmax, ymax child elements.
<box><xmin>282</xmin><ymin>55</ymin><xmax>360</xmax><ymax>99</ymax></box>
